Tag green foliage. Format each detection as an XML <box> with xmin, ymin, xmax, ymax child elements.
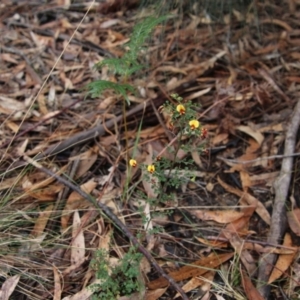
<box><xmin>90</xmin><ymin>247</ymin><xmax>143</xmax><ymax>300</ymax></box>
<box><xmin>88</xmin><ymin>16</ymin><xmax>168</xmax><ymax>104</ymax></box>
<box><xmin>96</xmin><ymin>16</ymin><xmax>167</xmax><ymax>77</ymax></box>
<box><xmin>125</xmin><ymin>16</ymin><xmax>167</xmax><ymax>60</ymax></box>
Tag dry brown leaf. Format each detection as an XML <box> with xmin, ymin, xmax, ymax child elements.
<box><xmin>98</xmin><ymin>186</ymin><xmax>123</xmax><ymax>223</ymax></box>
<box><xmin>191</xmin><ymin>148</ymin><xmax>203</xmax><ymax>168</ymax></box>
<box><xmin>0</xmin><ymin>105</ymin><xmax>14</xmax><ymax>115</ymax></box>
<box><xmin>174</xmin><ymin>271</ymin><xmax>215</xmax><ymax>298</ymax></box>
<box><xmin>155</xmin><ymin>65</ymin><xmax>187</xmax><ymax>75</ymax></box>
<box><xmin>71</xmin><ymin>146</ymin><xmax>98</xmax><ymax>179</ymax></box>
<box><xmin>53</xmin><ymin>266</ymin><xmax>62</xmax><ymax>300</ymax></box>
<box><xmin>31</xmin><ymin>204</ymin><xmax>54</xmax><ymax>237</ymax></box>
<box><xmin>61</xmin><ymin>284</ymin><xmax>93</xmax><ymax>300</ymax></box>
<box><xmin>6</xmin><ymin>121</ymin><xmax>19</xmax><ymax>133</ymax></box>
<box><xmin>237</xmin><ymin>126</ymin><xmax>264</xmax><ymax>146</ymax></box>
<box><xmin>268</xmin><ymin>233</ymin><xmax>297</xmax><ymax>284</ymax></box>
<box><xmin>0</xmin><ymin>53</ymin><xmax>19</xmax><ymax>64</ymax></box>
<box><xmin>195</xmin><ymin>236</ymin><xmax>228</xmax><ymax>248</ymax></box>
<box><xmin>147</xmin><ymin>252</ymin><xmax>234</xmax><ymax>290</ymax></box>
<box><xmin>223</xmin><ymin>138</ymin><xmax>261</xmax><ymax>172</ymax></box>
<box><xmin>37</xmin><ymin>94</ymin><xmax>48</xmax><ymax>115</ymax></box>
<box><xmin>197</xmin><ymin>236</ymin><xmax>296</xmax><ymax>255</ymax></box>
<box><xmin>0</xmin><ymin>177</ymin><xmax>21</xmax><ymax>191</ymax></box>
<box><xmin>240</xmin><ymin>171</ymin><xmax>252</xmax><ymax>190</ymax></box>
<box><xmin>189</xmin><ymin>209</ymin><xmax>245</xmax><ymax>223</ymax></box>
<box><xmin>224</xmin><ymin>232</ymin><xmax>256</xmax><ymax>275</ymax></box>
<box><xmin>217</xmin><ymin>177</ymin><xmax>270</xmax><ymax>225</ymax></box>
<box><xmin>0</xmin><ymin>95</ymin><xmax>26</xmax><ymax>111</ymax></box>
<box><xmin>287</xmin><ymin>208</ymin><xmax>300</xmax><ymax>236</ymax></box>
<box><xmin>140</xmin><ymin>235</ymin><xmax>156</xmax><ymax>275</ymax></box>
<box><xmin>221</xmin><ymin>206</ymin><xmax>255</xmax><ymax>237</ymax></box>
<box><xmin>242</xmin><ymin>242</ymin><xmax>296</xmax><ymax>255</ymax></box>
<box><xmin>24</xmin><ymin>164</ymin><xmax>68</xmax><ymax>192</ymax></box>
<box><xmin>241</xmin><ymin>268</ymin><xmax>264</xmax><ymax>300</ymax></box>
<box><xmin>25</xmin><ymin>184</ymin><xmax>63</xmax><ymax>201</ymax></box>
<box><xmin>186</xmin><ymin>87</ymin><xmax>212</xmax><ymax>100</ymax></box>
<box><xmin>145</xmin><ymin>287</ymin><xmax>168</xmax><ymax>300</ymax></box>
<box><xmin>212</xmin><ymin>133</ymin><xmax>229</xmax><ymax>146</ymax></box>
<box><xmin>0</xmin><ymin>275</ymin><xmax>20</xmax><ymax>300</ymax></box>
<box><xmin>61</xmin><ymin>179</ymin><xmax>97</xmax><ymax>229</ymax></box>
<box><xmin>259</xmin><ymin>123</ymin><xmax>284</xmax><ymax>133</ymax></box>
<box><xmin>71</xmin><ymin>210</ymin><xmax>85</xmax><ymax>266</ymax></box>
<box><xmin>249</xmin><ymin>171</ymin><xmax>279</xmax><ymax>187</ymax></box>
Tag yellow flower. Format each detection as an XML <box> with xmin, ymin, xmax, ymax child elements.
<box><xmin>189</xmin><ymin>120</ymin><xmax>200</xmax><ymax>130</ymax></box>
<box><xmin>176</xmin><ymin>104</ymin><xmax>186</xmax><ymax>115</ymax></box>
<box><xmin>129</xmin><ymin>159</ymin><xmax>137</xmax><ymax>167</ymax></box>
<box><xmin>147</xmin><ymin>165</ymin><xmax>155</xmax><ymax>173</ymax></box>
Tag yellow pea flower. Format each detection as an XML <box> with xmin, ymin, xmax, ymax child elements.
<box><xmin>129</xmin><ymin>159</ymin><xmax>137</xmax><ymax>167</ymax></box>
<box><xmin>176</xmin><ymin>104</ymin><xmax>186</xmax><ymax>115</ymax></box>
<box><xmin>189</xmin><ymin>120</ymin><xmax>200</xmax><ymax>130</ymax></box>
<box><xmin>147</xmin><ymin>165</ymin><xmax>155</xmax><ymax>173</ymax></box>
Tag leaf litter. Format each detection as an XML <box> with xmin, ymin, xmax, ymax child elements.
<box><xmin>1</xmin><ymin>0</ymin><xmax>300</xmax><ymax>299</ymax></box>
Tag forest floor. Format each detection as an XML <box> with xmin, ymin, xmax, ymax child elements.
<box><xmin>1</xmin><ymin>0</ymin><xmax>300</xmax><ymax>299</ymax></box>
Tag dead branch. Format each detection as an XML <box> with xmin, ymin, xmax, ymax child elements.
<box><xmin>257</xmin><ymin>100</ymin><xmax>300</xmax><ymax>298</ymax></box>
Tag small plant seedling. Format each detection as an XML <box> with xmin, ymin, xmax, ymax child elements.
<box><xmin>130</xmin><ymin>93</ymin><xmax>207</xmax><ymax>229</ymax></box>
<box><xmin>90</xmin><ymin>247</ymin><xmax>143</xmax><ymax>300</ymax></box>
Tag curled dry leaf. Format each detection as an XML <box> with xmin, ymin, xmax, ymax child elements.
<box><xmin>241</xmin><ymin>268</ymin><xmax>264</xmax><ymax>300</ymax></box>
<box><xmin>287</xmin><ymin>208</ymin><xmax>300</xmax><ymax>236</ymax></box>
<box><xmin>217</xmin><ymin>177</ymin><xmax>271</xmax><ymax>225</ymax></box>
<box><xmin>71</xmin><ymin>211</ymin><xmax>85</xmax><ymax>266</ymax></box>
<box><xmin>174</xmin><ymin>271</ymin><xmax>215</xmax><ymax>298</ymax></box>
<box><xmin>145</xmin><ymin>287</ymin><xmax>168</xmax><ymax>300</ymax></box>
<box><xmin>61</xmin><ymin>179</ymin><xmax>97</xmax><ymax>229</ymax></box>
<box><xmin>53</xmin><ymin>266</ymin><xmax>62</xmax><ymax>300</ymax></box>
<box><xmin>0</xmin><ymin>275</ymin><xmax>20</xmax><ymax>300</ymax></box>
<box><xmin>147</xmin><ymin>252</ymin><xmax>233</xmax><ymax>290</ymax></box>
<box><xmin>268</xmin><ymin>233</ymin><xmax>297</xmax><ymax>284</ymax></box>
<box><xmin>31</xmin><ymin>204</ymin><xmax>54</xmax><ymax>237</ymax></box>
<box><xmin>189</xmin><ymin>209</ymin><xmax>245</xmax><ymax>223</ymax></box>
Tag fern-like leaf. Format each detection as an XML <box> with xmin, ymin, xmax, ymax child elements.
<box><xmin>95</xmin><ymin>16</ymin><xmax>168</xmax><ymax>77</ymax></box>
<box><xmin>87</xmin><ymin>80</ymin><xmax>135</xmax><ymax>105</ymax></box>
<box><xmin>95</xmin><ymin>58</ymin><xmax>130</xmax><ymax>76</ymax></box>
<box><xmin>125</xmin><ymin>15</ymin><xmax>168</xmax><ymax>56</ymax></box>
<box><xmin>88</xmin><ymin>15</ymin><xmax>168</xmax><ymax>104</ymax></box>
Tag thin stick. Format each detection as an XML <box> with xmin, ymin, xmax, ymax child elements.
<box><xmin>217</xmin><ymin>152</ymin><xmax>300</xmax><ymax>165</ymax></box>
<box><xmin>23</xmin><ymin>155</ymin><xmax>188</xmax><ymax>300</ymax></box>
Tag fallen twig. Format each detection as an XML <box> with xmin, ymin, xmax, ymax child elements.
<box><xmin>257</xmin><ymin>100</ymin><xmax>300</xmax><ymax>298</ymax></box>
<box><xmin>217</xmin><ymin>152</ymin><xmax>300</xmax><ymax>165</ymax></box>
<box><xmin>23</xmin><ymin>155</ymin><xmax>189</xmax><ymax>300</ymax></box>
